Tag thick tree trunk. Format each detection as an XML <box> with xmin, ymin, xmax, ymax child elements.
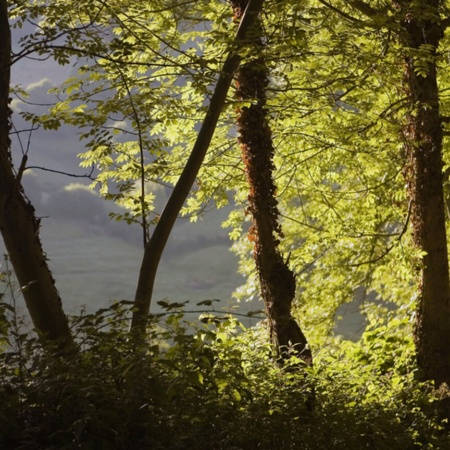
<box><xmin>0</xmin><ymin>0</ymin><xmax>72</xmax><ymax>344</ymax></box>
<box><xmin>400</xmin><ymin>0</ymin><xmax>450</xmax><ymax>386</ymax></box>
<box><xmin>130</xmin><ymin>0</ymin><xmax>265</xmax><ymax>333</ymax></box>
<box><xmin>231</xmin><ymin>1</ymin><xmax>312</xmax><ymax>365</ymax></box>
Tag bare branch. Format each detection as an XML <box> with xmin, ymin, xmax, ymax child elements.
<box><xmin>25</xmin><ymin>165</ymin><xmax>96</xmax><ymax>180</ymax></box>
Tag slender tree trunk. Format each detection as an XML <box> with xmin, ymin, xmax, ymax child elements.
<box><xmin>399</xmin><ymin>0</ymin><xmax>450</xmax><ymax>386</ymax></box>
<box><xmin>130</xmin><ymin>0</ymin><xmax>265</xmax><ymax>333</ymax></box>
<box><xmin>231</xmin><ymin>1</ymin><xmax>312</xmax><ymax>365</ymax></box>
<box><xmin>0</xmin><ymin>0</ymin><xmax>72</xmax><ymax>344</ymax></box>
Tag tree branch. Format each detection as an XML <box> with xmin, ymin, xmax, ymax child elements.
<box><xmin>25</xmin><ymin>165</ymin><xmax>96</xmax><ymax>180</ymax></box>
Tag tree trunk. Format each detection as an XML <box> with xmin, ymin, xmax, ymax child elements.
<box><xmin>400</xmin><ymin>0</ymin><xmax>450</xmax><ymax>386</ymax></box>
<box><xmin>231</xmin><ymin>0</ymin><xmax>312</xmax><ymax>366</ymax></box>
<box><xmin>130</xmin><ymin>0</ymin><xmax>265</xmax><ymax>334</ymax></box>
<box><xmin>0</xmin><ymin>0</ymin><xmax>72</xmax><ymax>344</ymax></box>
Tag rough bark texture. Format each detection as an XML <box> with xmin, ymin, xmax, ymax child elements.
<box><xmin>232</xmin><ymin>1</ymin><xmax>312</xmax><ymax>365</ymax></box>
<box><xmin>0</xmin><ymin>0</ymin><xmax>72</xmax><ymax>343</ymax></box>
<box><xmin>399</xmin><ymin>0</ymin><xmax>450</xmax><ymax>386</ymax></box>
<box><xmin>131</xmin><ymin>0</ymin><xmax>265</xmax><ymax>333</ymax></box>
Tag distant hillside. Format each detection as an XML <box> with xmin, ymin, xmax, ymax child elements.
<box><xmin>1</xmin><ymin>171</ymin><xmax>263</xmax><ymax>326</ymax></box>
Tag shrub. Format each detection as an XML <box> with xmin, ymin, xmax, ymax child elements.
<box><xmin>0</xmin><ymin>300</ymin><xmax>448</xmax><ymax>449</ymax></box>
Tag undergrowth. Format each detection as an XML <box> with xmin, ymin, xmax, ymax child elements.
<box><xmin>0</xmin><ymin>294</ymin><xmax>449</xmax><ymax>450</ymax></box>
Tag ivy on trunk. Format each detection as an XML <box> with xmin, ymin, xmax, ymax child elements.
<box><xmin>231</xmin><ymin>0</ymin><xmax>312</xmax><ymax>366</ymax></box>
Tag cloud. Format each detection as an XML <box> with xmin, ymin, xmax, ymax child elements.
<box><xmin>11</xmin><ymin>19</ymin><xmax>74</xmax><ymax>87</ymax></box>
<box><xmin>27</xmin><ymin>77</ymin><xmax>53</xmax><ymax>91</ymax></box>
<box><xmin>10</xmin><ymin>78</ymin><xmax>54</xmax><ymax>113</ymax></box>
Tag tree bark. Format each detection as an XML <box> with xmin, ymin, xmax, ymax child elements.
<box><xmin>0</xmin><ymin>0</ymin><xmax>72</xmax><ymax>344</ymax></box>
<box><xmin>231</xmin><ymin>0</ymin><xmax>312</xmax><ymax>366</ymax></box>
<box><xmin>130</xmin><ymin>0</ymin><xmax>265</xmax><ymax>333</ymax></box>
<box><xmin>399</xmin><ymin>0</ymin><xmax>450</xmax><ymax>386</ymax></box>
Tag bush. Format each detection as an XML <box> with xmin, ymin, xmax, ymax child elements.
<box><xmin>0</xmin><ymin>300</ymin><xmax>448</xmax><ymax>449</ymax></box>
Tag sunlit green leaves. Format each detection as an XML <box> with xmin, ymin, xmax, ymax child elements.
<box><xmin>12</xmin><ymin>0</ymin><xmax>450</xmax><ymax>342</ymax></box>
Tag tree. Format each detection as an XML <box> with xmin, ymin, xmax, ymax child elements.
<box><xmin>0</xmin><ymin>0</ymin><xmax>72</xmax><ymax>344</ymax></box>
<box><xmin>131</xmin><ymin>0</ymin><xmax>266</xmax><ymax>333</ymax></box>
<box><xmin>318</xmin><ymin>0</ymin><xmax>450</xmax><ymax>391</ymax></box>
<box><xmin>397</xmin><ymin>0</ymin><xmax>450</xmax><ymax>387</ymax></box>
<box><xmin>230</xmin><ymin>0</ymin><xmax>311</xmax><ymax>364</ymax></box>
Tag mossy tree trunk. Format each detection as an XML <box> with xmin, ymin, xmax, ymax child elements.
<box><xmin>399</xmin><ymin>0</ymin><xmax>450</xmax><ymax>386</ymax></box>
<box><xmin>0</xmin><ymin>0</ymin><xmax>72</xmax><ymax>344</ymax></box>
<box><xmin>231</xmin><ymin>0</ymin><xmax>312</xmax><ymax>366</ymax></box>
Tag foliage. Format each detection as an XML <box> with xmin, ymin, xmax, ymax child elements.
<box><xmin>0</xmin><ymin>297</ymin><xmax>448</xmax><ymax>449</ymax></box>
<box><xmin>10</xmin><ymin>0</ymin><xmax>236</xmax><ymax>227</ymax></box>
<box><xmin>8</xmin><ymin>0</ymin><xmax>428</xmax><ymax>333</ymax></box>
